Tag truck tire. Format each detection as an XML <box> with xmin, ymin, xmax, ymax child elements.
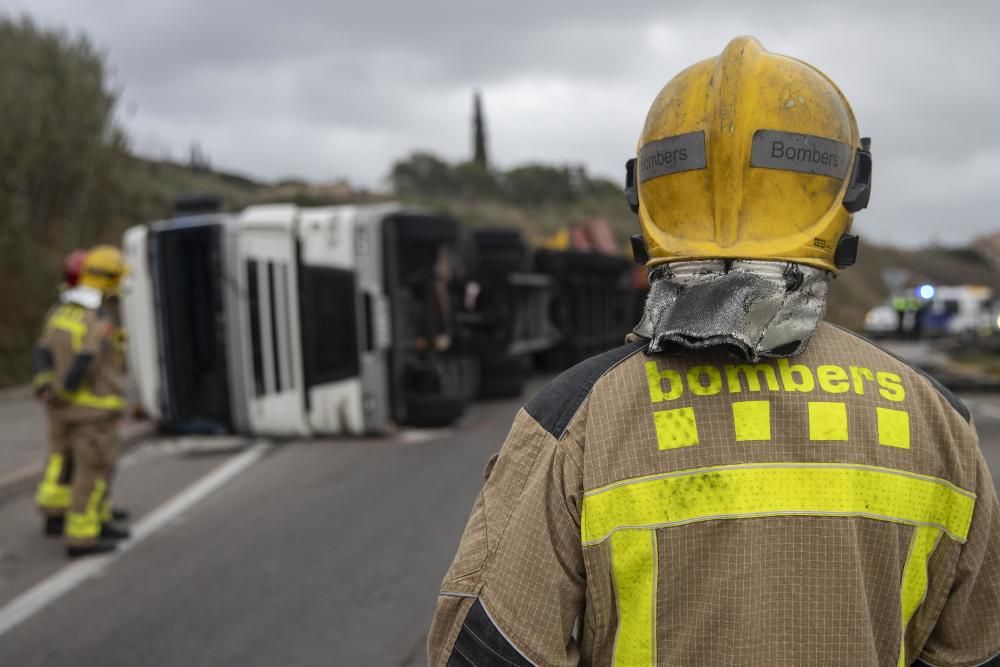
<box><xmin>391</xmin><ymin>214</ymin><xmax>460</xmax><ymax>244</ymax></box>
<box><xmin>403</xmin><ymin>394</ymin><xmax>467</xmax><ymax>428</ymax></box>
<box><xmin>479</xmin><ymin>373</ymin><xmax>526</xmax><ymax>399</ymax></box>
<box><xmin>479</xmin><ymin>353</ymin><xmax>530</xmax><ymax>399</ymax></box>
<box><xmin>473</xmin><ymin>229</ymin><xmax>529</xmax><ymax>274</ymax></box>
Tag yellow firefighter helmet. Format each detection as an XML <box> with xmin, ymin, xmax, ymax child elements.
<box><xmin>80</xmin><ymin>244</ymin><xmax>128</xmax><ymax>295</ymax></box>
<box><xmin>625</xmin><ymin>36</ymin><xmax>872</xmax><ymax>272</ymax></box>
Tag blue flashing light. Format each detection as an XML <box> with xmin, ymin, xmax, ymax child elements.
<box><xmin>917</xmin><ymin>284</ymin><xmax>936</xmax><ymax>300</ymax></box>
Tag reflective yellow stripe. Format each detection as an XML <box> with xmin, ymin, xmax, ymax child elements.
<box><xmin>58</xmin><ymin>388</ymin><xmax>124</xmax><ymax>411</ymax></box>
<box><xmin>49</xmin><ymin>307</ymin><xmax>87</xmax><ymax>351</ymax></box>
<box><xmin>35</xmin><ymin>454</ymin><xmax>71</xmax><ymax>510</ymax></box>
<box><xmin>65</xmin><ymin>513</ymin><xmax>99</xmax><ymax>539</ymax></box>
<box><xmin>897</xmin><ymin>526</ymin><xmax>942</xmax><ymax>667</ymax></box>
<box><xmin>65</xmin><ymin>479</ymin><xmax>106</xmax><ymax>540</ymax></box>
<box><xmin>581</xmin><ymin>463</ymin><xmax>976</xmax><ymax>546</ymax></box>
<box><xmin>33</xmin><ymin>371</ymin><xmax>54</xmax><ymax>387</ymax></box>
<box><xmin>42</xmin><ymin>454</ymin><xmax>63</xmax><ymax>483</ymax></box>
<box><xmin>100</xmin><ymin>499</ymin><xmax>112</xmax><ymax>523</ymax></box>
<box><xmin>610</xmin><ymin>530</ymin><xmax>657</xmax><ymax>667</ymax></box>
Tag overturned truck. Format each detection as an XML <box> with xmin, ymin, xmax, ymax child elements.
<box><xmin>122</xmin><ymin>202</ymin><xmax>640</xmax><ymax>436</ymax></box>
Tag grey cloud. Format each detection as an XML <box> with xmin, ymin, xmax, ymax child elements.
<box><xmin>2</xmin><ymin>0</ymin><xmax>999</xmax><ymax>245</ymax></box>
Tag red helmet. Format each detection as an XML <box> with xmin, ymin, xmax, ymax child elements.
<box><xmin>61</xmin><ymin>249</ymin><xmax>88</xmax><ymax>287</ymax></box>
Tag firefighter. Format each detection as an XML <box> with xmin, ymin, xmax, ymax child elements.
<box><xmin>39</xmin><ymin>244</ymin><xmax>131</xmax><ymax>558</ymax></box>
<box><xmin>429</xmin><ymin>37</ymin><xmax>1000</xmax><ymax>666</ymax></box>
<box><xmin>34</xmin><ymin>250</ymin><xmax>89</xmax><ymax>535</ymax></box>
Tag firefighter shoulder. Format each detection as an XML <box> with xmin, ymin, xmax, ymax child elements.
<box><xmin>40</xmin><ymin>244</ymin><xmax>131</xmax><ymax>557</ymax></box>
<box><xmin>428</xmin><ymin>37</ymin><xmax>1000</xmax><ymax>667</ymax></box>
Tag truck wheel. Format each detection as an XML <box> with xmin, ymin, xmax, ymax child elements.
<box><xmin>403</xmin><ymin>394</ymin><xmax>467</xmax><ymax>428</ymax></box>
<box><xmin>479</xmin><ymin>354</ymin><xmax>530</xmax><ymax>399</ymax></box>
<box><xmin>473</xmin><ymin>229</ymin><xmax>529</xmax><ymax>274</ymax></box>
<box><xmin>479</xmin><ymin>373</ymin><xmax>525</xmax><ymax>399</ymax></box>
<box><xmin>391</xmin><ymin>214</ymin><xmax>460</xmax><ymax>244</ymax></box>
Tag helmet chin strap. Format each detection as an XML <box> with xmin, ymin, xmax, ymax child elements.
<box><xmin>632</xmin><ymin>260</ymin><xmax>831</xmax><ymax>362</ymax></box>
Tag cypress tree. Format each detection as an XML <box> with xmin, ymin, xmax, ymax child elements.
<box><xmin>472</xmin><ymin>90</ymin><xmax>488</xmax><ymax>167</ymax></box>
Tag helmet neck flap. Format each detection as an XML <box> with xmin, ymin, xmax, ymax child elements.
<box><xmin>632</xmin><ymin>260</ymin><xmax>830</xmax><ymax>361</ymax></box>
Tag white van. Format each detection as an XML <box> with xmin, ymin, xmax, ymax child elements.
<box><xmin>924</xmin><ymin>285</ymin><xmax>996</xmax><ymax>337</ymax></box>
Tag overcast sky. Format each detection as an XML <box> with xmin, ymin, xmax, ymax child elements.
<box><xmin>3</xmin><ymin>0</ymin><xmax>999</xmax><ymax>246</ymax></box>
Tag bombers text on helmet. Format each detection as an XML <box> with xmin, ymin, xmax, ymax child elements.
<box><xmin>80</xmin><ymin>244</ymin><xmax>127</xmax><ymax>295</ymax></box>
<box><xmin>625</xmin><ymin>36</ymin><xmax>872</xmax><ymax>272</ymax></box>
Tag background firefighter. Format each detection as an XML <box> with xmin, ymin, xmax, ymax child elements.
<box><xmin>36</xmin><ymin>244</ymin><xmax>132</xmax><ymax>558</ymax></box>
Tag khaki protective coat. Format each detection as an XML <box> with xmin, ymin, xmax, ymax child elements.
<box><xmin>40</xmin><ymin>301</ymin><xmax>125</xmax><ymax>546</ymax></box>
<box><xmin>428</xmin><ymin>324</ymin><xmax>1000</xmax><ymax>666</ymax></box>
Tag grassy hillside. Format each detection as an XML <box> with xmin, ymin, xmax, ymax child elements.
<box><xmin>0</xmin><ymin>155</ymin><xmax>265</xmax><ymax>386</ymax></box>
<box><xmin>425</xmin><ymin>193</ymin><xmax>1000</xmax><ymax>333</ymax></box>
<box><xmin>5</xmin><ymin>151</ymin><xmax>997</xmax><ymax>386</ymax></box>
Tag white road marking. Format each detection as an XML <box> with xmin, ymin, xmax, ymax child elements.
<box><xmin>396</xmin><ymin>428</ymin><xmax>453</xmax><ymax>445</ymax></box>
<box><xmin>119</xmin><ymin>435</ymin><xmax>250</xmax><ymax>468</ymax></box>
<box><xmin>0</xmin><ymin>441</ymin><xmax>271</xmax><ymax>638</ymax></box>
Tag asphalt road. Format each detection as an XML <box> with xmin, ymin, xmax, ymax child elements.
<box><xmin>0</xmin><ymin>384</ymin><xmax>998</xmax><ymax>666</ymax></box>
<box><xmin>0</xmin><ymin>388</ymin><xmax>524</xmax><ymax>666</ymax></box>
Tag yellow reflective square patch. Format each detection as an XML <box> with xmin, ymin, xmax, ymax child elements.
<box><xmin>808</xmin><ymin>401</ymin><xmax>848</xmax><ymax>441</ymax></box>
<box><xmin>732</xmin><ymin>400</ymin><xmax>771</xmax><ymax>442</ymax></box>
<box><xmin>878</xmin><ymin>407</ymin><xmax>911</xmax><ymax>449</ymax></box>
<box><xmin>654</xmin><ymin>407</ymin><xmax>699</xmax><ymax>450</ymax></box>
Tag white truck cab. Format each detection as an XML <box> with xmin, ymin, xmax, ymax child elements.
<box><xmin>122</xmin><ymin>202</ymin><xmax>409</xmax><ymax>437</ymax></box>
<box><xmin>122</xmin><ymin>213</ymin><xmax>247</xmax><ymax>434</ymax></box>
<box><xmin>121</xmin><ymin>225</ymin><xmax>161</xmax><ymax>422</ymax></box>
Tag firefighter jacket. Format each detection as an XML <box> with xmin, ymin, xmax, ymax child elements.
<box><xmin>39</xmin><ymin>293</ymin><xmax>125</xmax><ymax>423</ymax></box>
<box><xmin>428</xmin><ymin>323</ymin><xmax>1000</xmax><ymax>667</ymax></box>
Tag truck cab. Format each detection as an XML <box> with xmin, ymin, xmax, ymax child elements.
<box><xmin>123</xmin><ymin>201</ymin><xmax>479</xmax><ymax>436</ymax></box>
<box><xmin>122</xmin><ymin>213</ymin><xmax>247</xmax><ymax>434</ymax></box>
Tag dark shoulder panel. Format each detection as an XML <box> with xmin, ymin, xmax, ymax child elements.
<box><xmin>447</xmin><ymin>599</ymin><xmax>534</xmax><ymax>667</ymax></box>
<box><xmin>525</xmin><ymin>340</ymin><xmax>648</xmax><ymax>439</ymax></box>
<box><xmin>829</xmin><ymin>324</ymin><xmax>972</xmax><ymax>424</ymax></box>
<box><xmin>916</xmin><ymin>655</ymin><xmax>1000</xmax><ymax>667</ymax></box>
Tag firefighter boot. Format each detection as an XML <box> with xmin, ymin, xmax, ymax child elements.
<box><xmin>43</xmin><ymin>515</ymin><xmax>65</xmax><ymax>537</ymax></box>
<box><xmin>66</xmin><ymin>540</ymin><xmax>117</xmax><ymax>559</ymax></box>
<box><xmin>100</xmin><ymin>522</ymin><xmax>131</xmax><ymax>541</ymax></box>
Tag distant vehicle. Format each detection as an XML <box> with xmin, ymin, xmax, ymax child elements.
<box><xmin>862</xmin><ymin>285</ymin><xmax>996</xmax><ymax>339</ymax></box>
<box><xmin>922</xmin><ymin>285</ymin><xmax>996</xmax><ymax>338</ymax></box>
<box><xmin>122</xmin><ymin>202</ymin><xmax>639</xmax><ymax>436</ymax></box>
<box><xmin>862</xmin><ymin>305</ymin><xmax>898</xmax><ymax>337</ymax></box>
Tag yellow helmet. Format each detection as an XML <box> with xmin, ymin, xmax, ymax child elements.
<box><xmin>80</xmin><ymin>244</ymin><xmax>128</xmax><ymax>295</ymax></box>
<box><xmin>625</xmin><ymin>36</ymin><xmax>872</xmax><ymax>272</ymax></box>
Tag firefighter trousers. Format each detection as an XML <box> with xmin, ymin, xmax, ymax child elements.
<box><xmin>65</xmin><ymin>418</ymin><xmax>120</xmax><ymax>547</ymax></box>
<box><xmin>35</xmin><ymin>409</ymin><xmax>73</xmax><ymax>517</ymax></box>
